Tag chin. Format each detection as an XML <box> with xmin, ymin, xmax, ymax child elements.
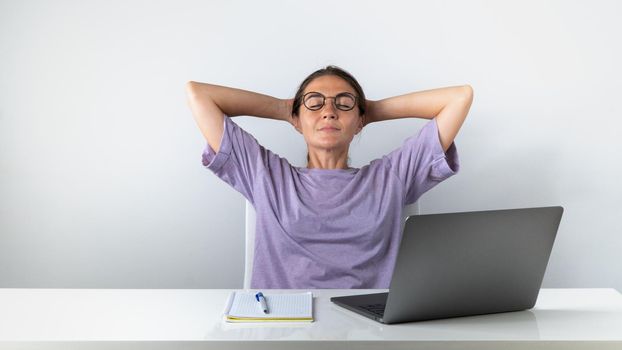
<box><xmin>316</xmin><ymin>140</ymin><xmax>349</xmax><ymax>150</ymax></box>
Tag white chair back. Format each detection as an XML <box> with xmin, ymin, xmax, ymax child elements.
<box><xmin>244</xmin><ymin>200</ymin><xmax>256</xmax><ymax>289</ymax></box>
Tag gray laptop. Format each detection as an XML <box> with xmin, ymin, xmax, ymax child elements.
<box><xmin>331</xmin><ymin>206</ymin><xmax>564</xmax><ymax>324</ymax></box>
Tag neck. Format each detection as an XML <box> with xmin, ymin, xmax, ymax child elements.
<box><xmin>307</xmin><ymin>147</ymin><xmax>350</xmax><ymax>170</ymax></box>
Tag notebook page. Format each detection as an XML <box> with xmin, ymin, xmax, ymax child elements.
<box><xmin>227</xmin><ymin>291</ymin><xmax>312</xmax><ymax>318</ymax></box>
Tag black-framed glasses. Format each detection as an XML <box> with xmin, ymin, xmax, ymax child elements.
<box><xmin>302</xmin><ymin>92</ymin><xmax>358</xmax><ymax>111</ymax></box>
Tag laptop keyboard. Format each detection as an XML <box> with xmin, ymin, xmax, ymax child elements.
<box><xmin>359</xmin><ymin>303</ymin><xmax>385</xmax><ymax>317</ymax></box>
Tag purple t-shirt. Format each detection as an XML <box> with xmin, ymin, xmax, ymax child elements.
<box><xmin>202</xmin><ymin>116</ymin><xmax>459</xmax><ymax>289</ymax></box>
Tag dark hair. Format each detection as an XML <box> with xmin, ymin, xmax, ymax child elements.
<box><xmin>292</xmin><ymin>65</ymin><xmax>366</xmax><ymax>117</ymax></box>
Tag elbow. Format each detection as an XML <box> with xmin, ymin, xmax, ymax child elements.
<box><xmin>186</xmin><ymin>81</ymin><xmax>205</xmax><ymax>108</ymax></box>
<box><xmin>451</xmin><ymin>85</ymin><xmax>473</xmax><ymax>116</ymax></box>
<box><xmin>186</xmin><ymin>81</ymin><xmax>198</xmax><ymax>96</ymax></box>
<box><xmin>186</xmin><ymin>81</ymin><xmax>209</xmax><ymax>101</ymax></box>
<box><xmin>460</xmin><ymin>84</ymin><xmax>474</xmax><ymax>101</ymax></box>
<box><xmin>186</xmin><ymin>81</ymin><xmax>215</xmax><ymax>100</ymax></box>
<box><xmin>459</xmin><ymin>85</ymin><xmax>474</xmax><ymax>121</ymax></box>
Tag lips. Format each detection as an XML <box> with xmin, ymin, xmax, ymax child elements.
<box><xmin>319</xmin><ymin>126</ymin><xmax>340</xmax><ymax>131</ymax></box>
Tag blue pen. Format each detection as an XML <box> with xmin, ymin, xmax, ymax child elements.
<box><xmin>255</xmin><ymin>292</ymin><xmax>269</xmax><ymax>314</ymax></box>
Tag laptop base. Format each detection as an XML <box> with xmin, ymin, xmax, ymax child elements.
<box><xmin>331</xmin><ymin>292</ymin><xmax>388</xmax><ymax>323</ymax></box>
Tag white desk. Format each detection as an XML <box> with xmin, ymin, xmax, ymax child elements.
<box><xmin>0</xmin><ymin>288</ymin><xmax>621</xmax><ymax>349</ymax></box>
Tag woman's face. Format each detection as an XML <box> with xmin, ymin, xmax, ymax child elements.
<box><xmin>293</xmin><ymin>75</ymin><xmax>363</xmax><ymax>152</ymax></box>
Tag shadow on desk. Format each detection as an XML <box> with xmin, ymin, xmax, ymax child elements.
<box><xmin>329</xmin><ymin>305</ymin><xmax>540</xmax><ymax>340</ymax></box>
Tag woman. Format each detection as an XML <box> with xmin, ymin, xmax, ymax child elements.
<box><xmin>186</xmin><ymin>65</ymin><xmax>473</xmax><ymax>289</ymax></box>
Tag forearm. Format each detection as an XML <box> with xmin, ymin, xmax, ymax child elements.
<box><xmin>187</xmin><ymin>81</ymin><xmax>290</xmax><ymax>122</ymax></box>
<box><xmin>367</xmin><ymin>85</ymin><xmax>472</xmax><ymax>123</ymax></box>
<box><xmin>367</xmin><ymin>84</ymin><xmax>474</xmax><ymax>152</ymax></box>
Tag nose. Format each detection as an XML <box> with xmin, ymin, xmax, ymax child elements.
<box><xmin>321</xmin><ymin>97</ymin><xmax>338</xmax><ymax>119</ymax></box>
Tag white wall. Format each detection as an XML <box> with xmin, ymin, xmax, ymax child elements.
<box><xmin>1</xmin><ymin>0</ymin><xmax>620</xmax><ymax>289</ymax></box>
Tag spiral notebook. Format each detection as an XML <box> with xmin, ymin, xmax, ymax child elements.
<box><xmin>223</xmin><ymin>291</ymin><xmax>314</xmax><ymax>322</ymax></box>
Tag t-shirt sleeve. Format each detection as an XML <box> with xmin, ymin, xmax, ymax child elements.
<box><xmin>201</xmin><ymin>115</ymin><xmax>280</xmax><ymax>204</ymax></box>
<box><xmin>383</xmin><ymin>118</ymin><xmax>460</xmax><ymax>205</ymax></box>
